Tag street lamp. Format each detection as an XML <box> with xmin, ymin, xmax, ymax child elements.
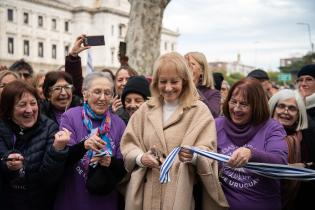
<box><xmin>297</xmin><ymin>22</ymin><xmax>314</xmax><ymax>53</ymax></box>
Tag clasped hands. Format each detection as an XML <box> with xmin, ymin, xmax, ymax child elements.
<box><xmin>84</xmin><ymin>133</ymin><xmax>111</xmax><ymax>167</ymax></box>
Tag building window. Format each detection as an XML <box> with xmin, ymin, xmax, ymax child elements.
<box><xmin>171</xmin><ymin>43</ymin><xmax>175</xmax><ymax>51</ymax></box>
<box><xmin>24</xmin><ymin>40</ymin><xmax>30</xmax><ymax>56</ymax></box>
<box><xmin>38</xmin><ymin>42</ymin><xmax>44</xmax><ymax>57</ymax></box>
<box><xmin>118</xmin><ymin>24</ymin><xmax>126</xmax><ymax>38</ymax></box>
<box><xmin>111</xmin><ymin>47</ymin><xmax>115</xmax><ymax>64</ymax></box>
<box><xmin>38</xmin><ymin>15</ymin><xmax>43</xmax><ymax>27</ymax></box>
<box><xmin>23</xmin><ymin>12</ymin><xmax>29</xmax><ymax>24</ymax></box>
<box><xmin>52</xmin><ymin>44</ymin><xmax>57</xmax><ymax>59</ymax></box>
<box><xmin>8</xmin><ymin>37</ymin><xmax>14</xmax><ymax>54</ymax></box>
<box><xmin>111</xmin><ymin>25</ymin><xmax>114</xmax><ymax>36</ymax></box>
<box><xmin>64</xmin><ymin>45</ymin><xmax>69</xmax><ymax>56</ymax></box>
<box><xmin>65</xmin><ymin>21</ymin><xmax>69</xmax><ymax>32</ymax></box>
<box><xmin>164</xmin><ymin>42</ymin><xmax>168</xmax><ymax>50</ymax></box>
<box><xmin>7</xmin><ymin>9</ymin><xmax>13</xmax><ymax>22</ymax></box>
<box><xmin>52</xmin><ymin>18</ymin><xmax>57</xmax><ymax>30</ymax></box>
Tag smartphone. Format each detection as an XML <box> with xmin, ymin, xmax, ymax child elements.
<box><xmin>119</xmin><ymin>42</ymin><xmax>127</xmax><ymax>56</ymax></box>
<box><xmin>93</xmin><ymin>151</ymin><xmax>109</xmax><ymax>157</ymax></box>
<box><xmin>84</xmin><ymin>35</ymin><xmax>105</xmax><ymax>46</ymax></box>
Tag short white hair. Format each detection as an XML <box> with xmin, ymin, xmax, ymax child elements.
<box><xmin>269</xmin><ymin>89</ymin><xmax>308</xmax><ymax>131</ymax></box>
<box><xmin>82</xmin><ymin>71</ymin><xmax>114</xmax><ymax>91</ymax></box>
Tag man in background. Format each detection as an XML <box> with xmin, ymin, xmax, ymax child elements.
<box><xmin>247</xmin><ymin>68</ymin><xmax>278</xmax><ymax>98</ymax></box>
<box><xmin>9</xmin><ymin>59</ymin><xmax>33</xmax><ymax>84</ymax></box>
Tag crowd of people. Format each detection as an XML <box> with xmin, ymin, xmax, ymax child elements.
<box><xmin>0</xmin><ymin>34</ymin><xmax>314</xmax><ymax>210</ymax></box>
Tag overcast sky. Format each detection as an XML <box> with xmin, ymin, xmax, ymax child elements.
<box><xmin>163</xmin><ymin>0</ymin><xmax>315</xmax><ymax>71</ymax></box>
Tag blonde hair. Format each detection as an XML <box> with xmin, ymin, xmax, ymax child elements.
<box><xmin>185</xmin><ymin>51</ymin><xmax>214</xmax><ymax>89</ymax></box>
<box><xmin>0</xmin><ymin>70</ymin><xmax>19</xmax><ymax>83</ymax></box>
<box><xmin>32</xmin><ymin>72</ymin><xmax>45</xmax><ymax>88</ymax></box>
<box><xmin>150</xmin><ymin>52</ymin><xmax>199</xmax><ymax>107</ymax></box>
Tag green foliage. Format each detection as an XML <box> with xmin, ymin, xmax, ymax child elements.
<box><xmin>280</xmin><ymin>52</ymin><xmax>315</xmax><ymax>73</ymax></box>
<box><xmin>278</xmin><ymin>52</ymin><xmax>315</xmax><ymax>87</ymax></box>
<box><xmin>225</xmin><ymin>73</ymin><xmax>245</xmax><ymax>86</ymax></box>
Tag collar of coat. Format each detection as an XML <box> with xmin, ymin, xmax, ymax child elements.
<box><xmin>146</xmin><ymin>96</ymin><xmax>199</xmax><ymax>110</ymax></box>
<box><xmin>306</xmin><ymin>92</ymin><xmax>315</xmax><ymax>109</ymax></box>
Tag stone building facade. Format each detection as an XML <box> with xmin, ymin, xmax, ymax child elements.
<box><xmin>0</xmin><ymin>0</ymin><xmax>179</xmax><ymax>73</ymax></box>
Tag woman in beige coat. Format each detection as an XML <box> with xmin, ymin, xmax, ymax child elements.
<box><xmin>120</xmin><ymin>52</ymin><xmax>228</xmax><ymax>210</ymax></box>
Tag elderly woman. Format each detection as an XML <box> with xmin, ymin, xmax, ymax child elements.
<box><xmin>294</xmin><ymin>64</ymin><xmax>315</xmax><ymax>210</ymax></box>
<box><xmin>268</xmin><ymin>89</ymin><xmax>308</xmax><ymax>210</ymax></box>
<box><xmin>0</xmin><ymin>80</ymin><xmax>70</xmax><ymax>210</ymax></box>
<box><xmin>41</xmin><ymin>71</ymin><xmax>81</xmax><ymax>125</ymax></box>
<box><xmin>0</xmin><ymin>70</ymin><xmax>19</xmax><ymax>99</ymax></box>
<box><xmin>121</xmin><ymin>75</ymin><xmax>150</xmax><ymax>119</ymax></box>
<box><xmin>120</xmin><ymin>52</ymin><xmax>228</xmax><ymax>210</ymax></box>
<box><xmin>216</xmin><ymin>78</ymin><xmax>288</xmax><ymax>210</ymax></box>
<box><xmin>185</xmin><ymin>51</ymin><xmax>221</xmax><ymax>118</ymax></box>
<box><xmin>54</xmin><ymin>72</ymin><xmax>126</xmax><ymax>210</ymax></box>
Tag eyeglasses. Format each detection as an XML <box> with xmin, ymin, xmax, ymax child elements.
<box><xmin>276</xmin><ymin>103</ymin><xmax>298</xmax><ymax>114</ymax></box>
<box><xmin>228</xmin><ymin>99</ymin><xmax>249</xmax><ymax>110</ymax></box>
<box><xmin>50</xmin><ymin>84</ymin><xmax>73</xmax><ymax>92</ymax></box>
<box><xmin>296</xmin><ymin>77</ymin><xmax>315</xmax><ymax>84</ymax></box>
<box><xmin>90</xmin><ymin>89</ymin><xmax>113</xmax><ymax>98</ymax></box>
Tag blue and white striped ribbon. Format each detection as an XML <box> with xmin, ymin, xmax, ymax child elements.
<box><xmin>159</xmin><ymin>147</ymin><xmax>315</xmax><ymax>183</ymax></box>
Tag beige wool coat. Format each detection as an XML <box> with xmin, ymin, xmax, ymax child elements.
<box><xmin>120</xmin><ymin>98</ymin><xmax>229</xmax><ymax>210</ymax></box>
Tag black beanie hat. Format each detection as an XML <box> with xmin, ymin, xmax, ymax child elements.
<box><xmin>121</xmin><ymin>76</ymin><xmax>151</xmax><ymax>108</ymax></box>
<box><xmin>297</xmin><ymin>64</ymin><xmax>315</xmax><ymax>79</ymax></box>
<box><xmin>247</xmin><ymin>69</ymin><xmax>269</xmax><ymax>81</ymax></box>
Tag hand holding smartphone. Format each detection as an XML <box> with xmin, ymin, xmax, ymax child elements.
<box><xmin>83</xmin><ymin>35</ymin><xmax>105</xmax><ymax>46</ymax></box>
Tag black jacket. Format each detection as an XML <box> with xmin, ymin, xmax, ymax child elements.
<box><xmin>0</xmin><ymin>115</ymin><xmax>68</xmax><ymax>210</ymax></box>
<box><xmin>294</xmin><ymin>107</ymin><xmax>315</xmax><ymax>210</ymax></box>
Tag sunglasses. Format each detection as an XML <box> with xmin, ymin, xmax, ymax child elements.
<box><xmin>18</xmin><ymin>72</ymin><xmax>32</xmax><ymax>78</ymax></box>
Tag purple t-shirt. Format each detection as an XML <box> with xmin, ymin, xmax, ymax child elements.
<box><xmin>54</xmin><ymin>106</ymin><xmax>126</xmax><ymax>210</ymax></box>
<box><xmin>215</xmin><ymin>117</ymin><xmax>288</xmax><ymax>210</ymax></box>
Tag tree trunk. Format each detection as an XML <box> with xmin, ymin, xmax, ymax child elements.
<box><xmin>126</xmin><ymin>0</ymin><xmax>171</xmax><ymax>75</ymax></box>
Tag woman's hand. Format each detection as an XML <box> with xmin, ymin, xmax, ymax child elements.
<box><xmin>6</xmin><ymin>153</ymin><xmax>24</xmax><ymax>171</ymax></box>
<box><xmin>178</xmin><ymin>147</ymin><xmax>194</xmax><ymax>162</ymax></box>
<box><xmin>91</xmin><ymin>156</ymin><xmax>111</xmax><ymax>167</ymax></box>
<box><xmin>141</xmin><ymin>151</ymin><xmax>161</xmax><ymax>169</ymax></box>
<box><xmin>53</xmin><ymin>128</ymin><xmax>72</xmax><ymax>151</ymax></box>
<box><xmin>69</xmin><ymin>34</ymin><xmax>90</xmax><ymax>57</ymax></box>
<box><xmin>228</xmin><ymin>147</ymin><xmax>252</xmax><ymax>168</ymax></box>
<box><xmin>111</xmin><ymin>95</ymin><xmax>122</xmax><ymax>113</ymax></box>
<box><xmin>84</xmin><ymin>134</ymin><xmax>105</xmax><ymax>153</ymax></box>
<box><xmin>289</xmin><ymin>163</ymin><xmax>306</xmax><ymax>168</ymax></box>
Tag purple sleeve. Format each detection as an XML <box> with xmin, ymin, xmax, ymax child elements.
<box><xmin>113</xmin><ymin>116</ymin><xmax>126</xmax><ymax>160</ymax></box>
<box><xmin>250</xmin><ymin>121</ymin><xmax>288</xmax><ymax>164</ymax></box>
<box><xmin>65</xmin><ymin>55</ymin><xmax>83</xmax><ymax>97</ymax></box>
